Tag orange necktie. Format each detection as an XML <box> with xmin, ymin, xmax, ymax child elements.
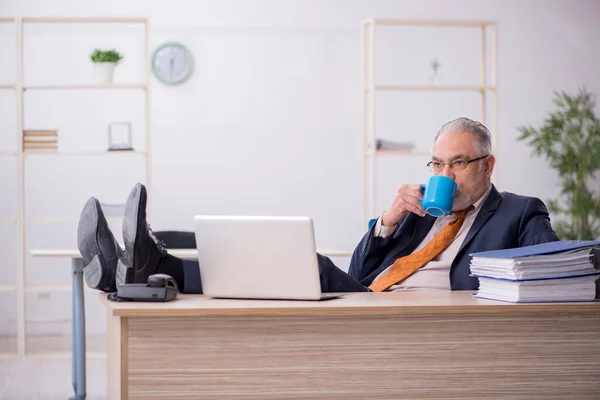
<box><xmin>369</xmin><ymin>206</ymin><xmax>474</xmax><ymax>292</ymax></box>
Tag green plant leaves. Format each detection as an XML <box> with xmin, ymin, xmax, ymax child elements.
<box><xmin>90</xmin><ymin>49</ymin><xmax>123</xmax><ymax>63</ymax></box>
<box><xmin>517</xmin><ymin>88</ymin><xmax>600</xmax><ymax>240</ymax></box>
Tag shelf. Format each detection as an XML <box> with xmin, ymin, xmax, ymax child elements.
<box><xmin>0</xmin><ymin>18</ymin><xmax>16</xmax><ymax>23</ymax></box>
<box><xmin>24</xmin><ymin>150</ymin><xmax>146</xmax><ymax>157</ymax></box>
<box><xmin>0</xmin><ymin>285</ymin><xmax>16</xmax><ymax>292</ymax></box>
<box><xmin>23</xmin><ymin>83</ymin><xmax>148</xmax><ymax>91</ymax></box>
<box><xmin>0</xmin><ymin>84</ymin><xmax>16</xmax><ymax>89</ymax></box>
<box><xmin>22</xmin><ymin>17</ymin><xmax>147</xmax><ymax>24</ymax></box>
<box><xmin>25</xmin><ymin>285</ymin><xmax>71</xmax><ymax>292</ymax></box>
<box><xmin>366</xmin><ymin>85</ymin><xmax>496</xmax><ymax>92</ymax></box>
<box><xmin>0</xmin><ymin>152</ymin><xmax>17</xmax><ymax>156</ymax></box>
<box><xmin>370</xmin><ymin>149</ymin><xmax>431</xmax><ymax>156</ymax></box>
<box><xmin>0</xmin><ymin>219</ymin><xmax>18</xmax><ymax>223</ymax></box>
<box><xmin>365</xmin><ymin>18</ymin><xmax>496</xmax><ymax>28</ymax></box>
<box><xmin>31</xmin><ymin>249</ymin><xmax>81</xmax><ymax>258</ymax></box>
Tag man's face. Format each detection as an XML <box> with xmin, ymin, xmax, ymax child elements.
<box><xmin>431</xmin><ymin>131</ymin><xmax>495</xmax><ymax>210</ymax></box>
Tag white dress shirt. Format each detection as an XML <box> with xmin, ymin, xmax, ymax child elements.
<box><xmin>372</xmin><ymin>185</ymin><xmax>493</xmax><ymax>291</ymax></box>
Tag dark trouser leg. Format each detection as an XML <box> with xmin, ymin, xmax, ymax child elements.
<box><xmin>155</xmin><ymin>254</ymin><xmax>203</xmax><ymax>294</ymax></box>
<box><xmin>181</xmin><ymin>259</ymin><xmax>203</xmax><ymax>294</ymax></box>
<box><xmin>317</xmin><ymin>253</ymin><xmax>371</xmax><ymax>292</ymax></box>
<box><xmin>159</xmin><ymin>253</ymin><xmax>370</xmax><ymax>295</ymax></box>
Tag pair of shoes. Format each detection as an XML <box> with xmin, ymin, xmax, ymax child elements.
<box><xmin>76</xmin><ymin>183</ymin><xmax>166</xmax><ymax>292</ymax></box>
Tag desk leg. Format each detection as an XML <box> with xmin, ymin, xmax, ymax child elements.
<box><xmin>71</xmin><ymin>258</ymin><xmax>86</xmax><ymax>400</ymax></box>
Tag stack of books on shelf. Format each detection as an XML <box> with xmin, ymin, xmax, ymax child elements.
<box><xmin>470</xmin><ymin>240</ymin><xmax>600</xmax><ymax>303</ymax></box>
<box><xmin>23</xmin><ymin>129</ymin><xmax>58</xmax><ymax>152</ymax></box>
<box><xmin>375</xmin><ymin>138</ymin><xmax>415</xmax><ymax>152</ymax></box>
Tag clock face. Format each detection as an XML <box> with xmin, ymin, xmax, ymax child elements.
<box><xmin>152</xmin><ymin>42</ymin><xmax>193</xmax><ymax>85</ymax></box>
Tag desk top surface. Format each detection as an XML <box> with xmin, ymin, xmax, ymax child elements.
<box><xmin>100</xmin><ymin>291</ymin><xmax>600</xmax><ymax>317</ymax></box>
<box><xmin>31</xmin><ymin>248</ymin><xmax>351</xmax><ymax>259</ymax></box>
<box><xmin>31</xmin><ymin>249</ymin><xmax>198</xmax><ymax>259</ymax></box>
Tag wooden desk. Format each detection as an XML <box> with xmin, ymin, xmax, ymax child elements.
<box><xmin>31</xmin><ymin>248</ymin><xmax>351</xmax><ymax>400</ymax></box>
<box><xmin>102</xmin><ymin>291</ymin><xmax>600</xmax><ymax>399</ymax></box>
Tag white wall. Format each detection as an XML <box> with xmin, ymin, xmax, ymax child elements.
<box><xmin>0</xmin><ymin>0</ymin><xmax>599</xmax><ymax>339</ymax></box>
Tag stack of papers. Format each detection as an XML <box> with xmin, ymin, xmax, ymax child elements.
<box><xmin>470</xmin><ymin>240</ymin><xmax>600</xmax><ymax>303</ymax></box>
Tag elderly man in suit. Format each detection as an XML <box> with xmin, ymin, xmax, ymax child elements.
<box><xmin>343</xmin><ymin>117</ymin><xmax>560</xmax><ymax>292</ymax></box>
<box><xmin>76</xmin><ymin>117</ymin><xmax>559</xmax><ymax>294</ymax></box>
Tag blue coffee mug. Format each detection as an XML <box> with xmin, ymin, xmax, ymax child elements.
<box><xmin>420</xmin><ymin>175</ymin><xmax>457</xmax><ymax>217</ymax></box>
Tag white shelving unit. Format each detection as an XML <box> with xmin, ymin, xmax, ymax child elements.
<box><xmin>360</xmin><ymin>18</ymin><xmax>498</xmax><ymax>228</ymax></box>
<box><xmin>0</xmin><ymin>17</ymin><xmax>19</xmax><ymax>358</ymax></box>
<box><xmin>0</xmin><ymin>16</ymin><xmax>151</xmax><ymax>358</ymax></box>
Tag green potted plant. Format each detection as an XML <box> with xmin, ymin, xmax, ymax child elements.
<box><xmin>518</xmin><ymin>88</ymin><xmax>600</xmax><ymax>240</ymax></box>
<box><xmin>90</xmin><ymin>49</ymin><xmax>123</xmax><ymax>84</ymax></box>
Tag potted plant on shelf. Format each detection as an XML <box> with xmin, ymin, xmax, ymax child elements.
<box><xmin>517</xmin><ymin>88</ymin><xmax>600</xmax><ymax>240</ymax></box>
<box><xmin>90</xmin><ymin>49</ymin><xmax>123</xmax><ymax>84</ymax></box>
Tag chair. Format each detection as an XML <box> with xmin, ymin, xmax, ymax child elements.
<box><xmin>154</xmin><ymin>230</ymin><xmax>197</xmax><ymax>249</ymax></box>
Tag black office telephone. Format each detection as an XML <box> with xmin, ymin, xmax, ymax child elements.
<box><xmin>110</xmin><ymin>274</ymin><xmax>179</xmax><ymax>302</ymax></box>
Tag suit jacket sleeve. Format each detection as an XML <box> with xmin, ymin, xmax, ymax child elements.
<box><xmin>518</xmin><ymin>196</ymin><xmax>561</xmax><ymax>245</ymax></box>
<box><xmin>348</xmin><ymin>216</ymin><xmax>411</xmax><ymax>282</ymax></box>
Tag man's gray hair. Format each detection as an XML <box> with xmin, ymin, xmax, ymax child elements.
<box><xmin>434</xmin><ymin>117</ymin><xmax>492</xmax><ymax>157</ymax></box>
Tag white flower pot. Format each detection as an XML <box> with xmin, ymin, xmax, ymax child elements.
<box><xmin>93</xmin><ymin>62</ymin><xmax>117</xmax><ymax>84</ymax></box>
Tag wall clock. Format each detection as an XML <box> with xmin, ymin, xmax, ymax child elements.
<box><xmin>151</xmin><ymin>42</ymin><xmax>194</xmax><ymax>85</ymax></box>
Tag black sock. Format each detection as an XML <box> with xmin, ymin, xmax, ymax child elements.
<box><xmin>156</xmin><ymin>254</ymin><xmax>185</xmax><ymax>291</ymax></box>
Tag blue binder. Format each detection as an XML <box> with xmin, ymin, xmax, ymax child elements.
<box><xmin>470</xmin><ymin>240</ymin><xmax>600</xmax><ymax>259</ymax></box>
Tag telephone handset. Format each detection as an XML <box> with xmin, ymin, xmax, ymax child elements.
<box><xmin>112</xmin><ymin>273</ymin><xmax>179</xmax><ymax>302</ymax></box>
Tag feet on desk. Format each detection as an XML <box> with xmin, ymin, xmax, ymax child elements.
<box><xmin>77</xmin><ymin>197</ymin><xmax>124</xmax><ymax>292</ymax></box>
<box><xmin>117</xmin><ymin>183</ymin><xmax>167</xmax><ymax>286</ymax></box>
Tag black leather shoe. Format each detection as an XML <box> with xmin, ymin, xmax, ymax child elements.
<box><xmin>77</xmin><ymin>197</ymin><xmax>124</xmax><ymax>292</ymax></box>
<box><xmin>117</xmin><ymin>183</ymin><xmax>167</xmax><ymax>286</ymax></box>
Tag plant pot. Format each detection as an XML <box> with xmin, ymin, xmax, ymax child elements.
<box><xmin>93</xmin><ymin>62</ymin><xmax>117</xmax><ymax>84</ymax></box>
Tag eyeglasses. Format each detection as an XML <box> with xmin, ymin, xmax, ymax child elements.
<box><xmin>426</xmin><ymin>155</ymin><xmax>489</xmax><ymax>172</ymax></box>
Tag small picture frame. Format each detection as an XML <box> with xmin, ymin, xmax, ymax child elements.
<box><xmin>108</xmin><ymin>122</ymin><xmax>133</xmax><ymax>151</ymax></box>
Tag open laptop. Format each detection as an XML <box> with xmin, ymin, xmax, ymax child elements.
<box><xmin>193</xmin><ymin>215</ymin><xmax>341</xmax><ymax>301</ymax></box>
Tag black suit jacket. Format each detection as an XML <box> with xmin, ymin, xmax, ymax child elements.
<box><xmin>348</xmin><ymin>185</ymin><xmax>560</xmax><ymax>290</ymax></box>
